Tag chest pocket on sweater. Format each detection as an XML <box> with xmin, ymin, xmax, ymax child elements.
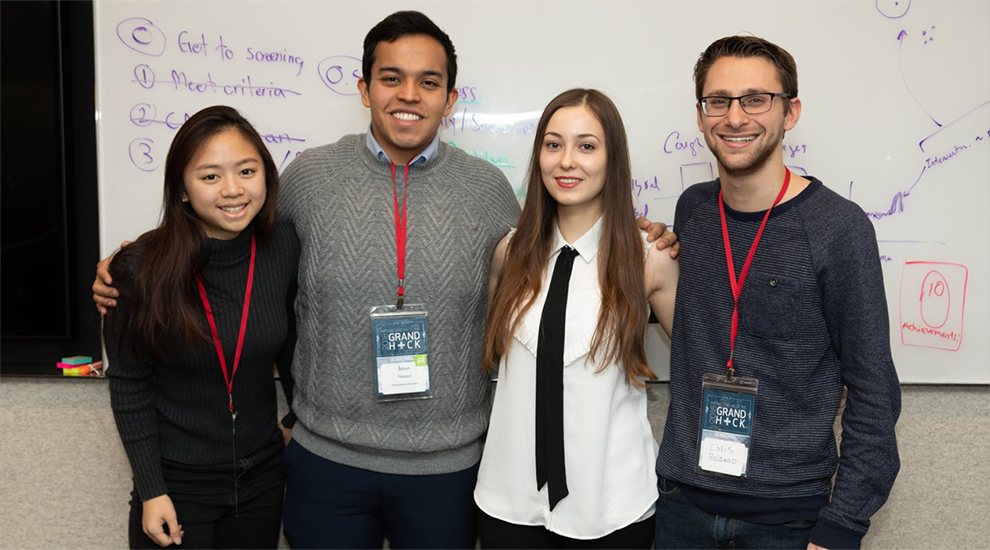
<box><xmin>740</xmin><ymin>270</ymin><xmax>801</xmax><ymax>340</ymax></box>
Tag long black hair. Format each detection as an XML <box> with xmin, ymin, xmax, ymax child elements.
<box><xmin>105</xmin><ymin>105</ymin><xmax>279</xmax><ymax>360</ymax></box>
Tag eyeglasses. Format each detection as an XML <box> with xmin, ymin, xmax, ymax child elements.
<box><xmin>698</xmin><ymin>93</ymin><xmax>793</xmax><ymax>117</ymax></box>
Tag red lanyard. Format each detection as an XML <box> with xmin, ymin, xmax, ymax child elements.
<box><xmin>391</xmin><ymin>162</ymin><xmax>409</xmax><ymax>309</ymax></box>
<box><xmin>196</xmin><ymin>234</ymin><xmax>256</xmax><ymax>412</ymax></box>
<box><xmin>718</xmin><ymin>170</ymin><xmax>790</xmax><ymax>377</ymax></box>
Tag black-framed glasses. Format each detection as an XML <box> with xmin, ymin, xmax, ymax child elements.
<box><xmin>698</xmin><ymin>93</ymin><xmax>793</xmax><ymax>116</ymax></box>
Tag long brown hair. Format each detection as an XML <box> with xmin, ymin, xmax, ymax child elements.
<box><xmin>105</xmin><ymin>105</ymin><xmax>280</xmax><ymax>360</ymax></box>
<box><xmin>482</xmin><ymin>89</ymin><xmax>653</xmax><ymax>386</ymax></box>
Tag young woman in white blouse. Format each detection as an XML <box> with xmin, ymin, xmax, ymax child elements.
<box><xmin>476</xmin><ymin>89</ymin><xmax>678</xmax><ymax>548</ymax></box>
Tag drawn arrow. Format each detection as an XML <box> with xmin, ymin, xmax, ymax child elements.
<box><xmin>899</xmin><ymin>29</ymin><xmax>942</xmax><ymax>127</ymax></box>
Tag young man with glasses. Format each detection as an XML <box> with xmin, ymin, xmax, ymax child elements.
<box><xmin>654</xmin><ymin>36</ymin><xmax>901</xmax><ymax>550</ymax></box>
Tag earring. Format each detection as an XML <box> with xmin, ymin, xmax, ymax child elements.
<box><xmin>182</xmin><ymin>197</ymin><xmax>189</xmax><ymax>203</ymax></box>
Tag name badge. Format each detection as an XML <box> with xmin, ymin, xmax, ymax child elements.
<box><xmin>697</xmin><ymin>373</ymin><xmax>758</xmax><ymax>478</ymax></box>
<box><xmin>370</xmin><ymin>304</ymin><xmax>432</xmax><ymax>401</ymax></box>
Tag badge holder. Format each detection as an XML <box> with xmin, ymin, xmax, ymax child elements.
<box><xmin>370</xmin><ymin>304</ymin><xmax>432</xmax><ymax>402</ymax></box>
<box><xmin>696</xmin><ymin>372</ymin><xmax>758</xmax><ymax>478</ymax></box>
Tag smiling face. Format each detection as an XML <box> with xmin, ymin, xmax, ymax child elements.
<box><xmin>540</xmin><ymin>105</ymin><xmax>608</xmax><ymax>220</ymax></box>
<box><xmin>182</xmin><ymin>129</ymin><xmax>267</xmax><ymax>240</ymax></box>
<box><xmin>697</xmin><ymin>56</ymin><xmax>800</xmax><ymax>179</ymax></box>
<box><xmin>358</xmin><ymin>34</ymin><xmax>458</xmax><ymax>165</ymax></box>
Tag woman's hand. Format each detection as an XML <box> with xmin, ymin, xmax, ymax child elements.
<box><xmin>142</xmin><ymin>494</ymin><xmax>183</xmax><ymax>547</ymax></box>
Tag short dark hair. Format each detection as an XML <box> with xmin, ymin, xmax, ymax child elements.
<box><xmin>694</xmin><ymin>35</ymin><xmax>798</xmax><ymax>114</ymax></box>
<box><xmin>363</xmin><ymin>11</ymin><xmax>458</xmax><ymax>94</ymax></box>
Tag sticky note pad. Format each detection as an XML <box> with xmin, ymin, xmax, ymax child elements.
<box><xmin>58</xmin><ymin>361</ymin><xmax>102</xmax><ymax>375</ymax></box>
<box><xmin>60</xmin><ymin>356</ymin><xmax>93</xmax><ymax>365</ymax></box>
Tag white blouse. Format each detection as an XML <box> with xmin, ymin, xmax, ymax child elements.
<box><xmin>475</xmin><ymin>219</ymin><xmax>658</xmax><ymax>539</ymax></box>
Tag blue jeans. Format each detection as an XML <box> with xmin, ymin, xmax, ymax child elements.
<box><xmin>282</xmin><ymin>439</ymin><xmax>480</xmax><ymax>549</ymax></box>
<box><xmin>654</xmin><ymin>475</ymin><xmax>815</xmax><ymax>550</ymax></box>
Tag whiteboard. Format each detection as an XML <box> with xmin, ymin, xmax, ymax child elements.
<box><xmin>93</xmin><ymin>0</ymin><xmax>990</xmax><ymax>384</ymax></box>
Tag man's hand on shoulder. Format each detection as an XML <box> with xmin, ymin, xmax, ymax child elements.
<box><xmin>92</xmin><ymin>241</ymin><xmax>130</xmax><ymax>314</ymax></box>
<box><xmin>636</xmin><ymin>216</ymin><xmax>680</xmax><ymax>259</ymax></box>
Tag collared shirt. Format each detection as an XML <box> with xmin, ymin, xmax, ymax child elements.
<box><xmin>365</xmin><ymin>124</ymin><xmax>439</xmax><ymax>166</ymax></box>
<box><xmin>475</xmin><ymin>217</ymin><xmax>658</xmax><ymax>539</ymax></box>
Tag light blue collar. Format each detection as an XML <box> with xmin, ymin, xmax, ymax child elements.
<box><xmin>365</xmin><ymin>124</ymin><xmax>439</xmax><ymax>166</ymax></box>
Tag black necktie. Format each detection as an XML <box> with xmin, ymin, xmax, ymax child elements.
<box><xmin>536</xmin><ymin>246</ymin><xmax>579</xmax><ymax>511</ymax></box>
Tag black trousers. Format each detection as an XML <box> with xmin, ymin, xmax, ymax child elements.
<box><xmin>479</xmin><ymin>509</ymin><xmax>655</xmax><ymax>549</ymax></box>
<box><xmin>128</xmin><ymin>437</ymin><xmax>284</xmax><ymax>549</ymax></box>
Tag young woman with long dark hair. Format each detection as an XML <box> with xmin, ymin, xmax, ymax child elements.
<box><xmin>103</xmin><ymin>105</ymin><xmax>298</xmax><ymax>549</ymax></box>
<box><xmin>475</xmin><ymin>89</ymin><xmax>678</xmax><ymax>549</ymax></box>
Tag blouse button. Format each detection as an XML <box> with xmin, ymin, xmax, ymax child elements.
<box><xmin>769</xmin><ymin>277</ymin><xmax>778</xmax><ymax>287</ymax></box>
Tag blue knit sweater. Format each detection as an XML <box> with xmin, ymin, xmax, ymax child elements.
<box><xmin>657</xmin><ymin>177</ymin><xmax>901</xmax><ymax>549</ymax></box>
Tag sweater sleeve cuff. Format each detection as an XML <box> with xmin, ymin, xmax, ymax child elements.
<box><xmin>810</xmin><ymin>517</ymin><xmax>865</xmax><ymax>550</ymax></box>
<box><xmin>133</xmin><ymin>466</ymin><xmax>169</xmax><ymax>502</ymax></box>
<box><xmin>281</xmin><ymin>410</ymin><xmax>297</xmax><ymax>429</ymax></box>
<box><xmin>124</xmin><ymin>441</ymin><xmax>169</xmax><ymax>502</ymax></box>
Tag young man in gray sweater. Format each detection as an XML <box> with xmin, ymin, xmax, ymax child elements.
<box><xmin>273</xmin><ymin>11</ymin><xmax>519</xmax><ymax>548</ymax></box>
<box><xmin>654</xmin><ymin>36</ymin><xmax>901</xmax><ymax>550</ymax></box>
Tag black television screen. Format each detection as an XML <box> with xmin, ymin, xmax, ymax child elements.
<box><xmin>1</xmin><ymin>0</ymin><xmax>100</xmax><ymax>374</ymax></box>
<box><xmin>1</xmin><ymin>1</ymin><xmax>71</xmax><ymax>338</ymax></box>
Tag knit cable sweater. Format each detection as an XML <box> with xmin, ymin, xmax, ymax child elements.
<box><xmin>278</xmin><ymin>134</ymin><xmax>520</xmax><ymax>475</ymax></box>
<box><xmin>105</xmin><ymin>222</ymin><xmax>299</xmax><ymax>500</ymax></box>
